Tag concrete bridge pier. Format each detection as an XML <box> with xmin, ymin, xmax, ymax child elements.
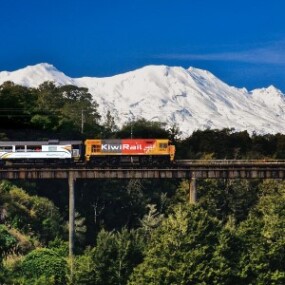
<box><xmin>68</xmin><ymin>171</ymin><xmax>76</xmax><ymax>281</ymax></box>
<box><xmin>189</xmin><ymin>172</ymin><xmax>197</xmax><ymax>204</ymax></box>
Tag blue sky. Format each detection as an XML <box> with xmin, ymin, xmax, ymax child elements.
<box><xmin>1</xmin><ymin>0</ymin><xmax>285</xmax><ymax>91</ymax></box>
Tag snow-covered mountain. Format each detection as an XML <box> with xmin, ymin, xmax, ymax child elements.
<box><xmin>1</xmin><ymin>63</ymin><xmax>285</xmax><ymax>138</ymax></box>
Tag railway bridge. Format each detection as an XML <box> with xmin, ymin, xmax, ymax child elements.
<box><xmin>1</xmin><ymin>159</ymin><xmax>285</xmax><ymax>266</ymax></box>
<box><xmin>1</xmin><ymin>159</ymin><xmax>285</xmax><ymax>204</ymax></box>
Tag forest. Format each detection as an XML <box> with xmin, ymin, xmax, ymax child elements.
<box><xmin>1</xmin><ymin>81</ymin><xmax>285</xmax><ymax>284</ymax></box>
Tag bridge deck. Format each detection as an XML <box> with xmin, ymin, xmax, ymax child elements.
<box><xmin>0</xmin><ymin>159</ymin><xmax>285</xmax><ymax>180</ymax></box>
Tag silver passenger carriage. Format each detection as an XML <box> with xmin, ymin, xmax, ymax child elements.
<box><xmin>0</xmin><ymin>140</ymin><xmax>82</xmax><ymax>164</ymax></box>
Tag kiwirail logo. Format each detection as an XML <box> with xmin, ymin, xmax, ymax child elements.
<box><xmin>101</xmin><ymin>144</ymin><xmax>143</xmax><ymax>151</ymax></box>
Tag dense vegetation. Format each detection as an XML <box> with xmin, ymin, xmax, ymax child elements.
<box><xmin>1</xmin><ymin>81</ymin><xmax>285</xmax><ymax>284</ymax></box>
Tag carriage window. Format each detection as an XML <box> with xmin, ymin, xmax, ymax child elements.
<box><xmin>30</xmin><ymin>146</ymin><xmax>42</xmax><ymax>151</ymax></box>
<box><xmin>0</xmin><ymin>146</ymin><xmax>12</xmax><ymax>151</ymax></box>
<box><xmin>91</xmin><ymin>145</ymin><xmax>101</xmax><ymax>153</ymax></box>
<box><xmin>16</xmin><ymin>146</ymin><xmax>25</xmax><ymax>152</ymax></box>
<box><xmin>159</xmin><ymin>143</ymin><xmax>168</xmax><ymax>149</ymax></box>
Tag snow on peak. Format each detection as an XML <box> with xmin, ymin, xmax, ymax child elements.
<box><xmin>0</xmin><ymin>63</ymin><xmax>74</xmax><ymax>87</ymax></box>
<box><xmin>251</xmin><ymin>85</ymin><xmax>283</xmax><ymax>97</ymax></box>
<box><xmin>250</xmin><ymin>85</ymin><xmax>285</xmax><ymax>114</ymax></box>
<box><xmin>0</xmin><ymin>63</ymin><xmax>285</xmax><ymax>137</ymax></box>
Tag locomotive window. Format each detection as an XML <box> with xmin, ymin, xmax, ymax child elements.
<box><xmin>91</xmin><ymin>145</ymin><xmax>101</xmax><ymax>153</ymax></box>
<box><xmin>159</xmin><ymin>143</ymin><xmax>168</xmax><ymax>149</ymax></box>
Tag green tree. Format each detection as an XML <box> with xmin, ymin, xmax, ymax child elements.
<box><xmin>168</xmin><ymin>123</ymin><xmax>182</xmax><ymax>143</ymax></box>
<box><xmin>275</xmin><ymin>133</ymin><xmax>285</xmax><ymax>158</ymax></box>
<box><xmin>0</xmin><ymin>225</ymin><xmax>17</xmax><ymax>263</ymax></box>
<box><xmin>198</xmin><ymin>179</ymin><xmax>259</xmax><ymax>223</ymax></box>
<box><xmin>0</xmin><ymin>81</ymin><xmax>37</xmax><ymax>128</ymax></box>
<box><xmin>36</xmin><ymin>81</ymin><xmax>63</xmax><ymax>112</ymax></box>
<box><xmin>77</xmin><ymin>179</ymin><xmax>150</xmax><ymax>243</ymax></box>
<box><xmin>102</xmin><ymin>110</ymin><xmax>118</xmax><ymax>138</ymax></box>
<box><xmin>176</xmin><ymin>129</ymin><xmax>252</xmax><ymax>159</ymax></box>
<box><xmin>129</xmin><ymin>205</ymin><xmax>239</xmax><ymax>285</ymax></box>
<box><xmin>249</xmin><ymin>133</ymin><xmax>276</xmax><ymax>158</ymax></box>
<box><xmin>139</xmin><ymin>204</ymin><xmax>164</xmax><ymax>236</ymax></box>
<box><xmin>30</xmin><ymin>114</ymin><xmax>53</xmax><ymax>130</ymax></box>
<box><xmin>59</xmin><ymin>85</ymin><xmax>101</xmax><ymax>135</ymax></box>
<box><xmin>30</xmin><ymin>82</ymin><xmax>63</xmax><ymax>130</ymax></box>
<box><xmin>74</xmin><ymin>228</ymin><xmax>144</xmax><ymax>285</ymax></box>
<box><xmin>1</xmin><ymin>183</ymin><xmax>64</xmax><ymax>244</ymax></box>
<box><xmin>13</xmin><ymin>248</ymin><xmax>68</xmax><ymax>285</ymax></box>
<box><xmin>236</xmin><ymin>180</ymin><xmax>285</xmax><ymax>284</ymax></box>
<box><xmin>117</xmin><ymin>118</ymin><xmax>168</xmax><ymax>138</ymax></box>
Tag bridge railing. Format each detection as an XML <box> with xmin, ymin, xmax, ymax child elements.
<box><xmin>175</xmin><ymin>159</ymin><xmax>285</xmax><ymax>165</ymax></box>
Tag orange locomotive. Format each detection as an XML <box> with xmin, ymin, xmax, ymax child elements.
<box><xmin>85</xmin><ymin>139</ymin><xmax>175</xmax><ymax>166</ymax></box>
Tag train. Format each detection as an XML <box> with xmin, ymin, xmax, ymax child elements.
<box><xmin>0</xmin><ymin>139</ymin><xmax>176</xmax><ymax>167</ymax></box>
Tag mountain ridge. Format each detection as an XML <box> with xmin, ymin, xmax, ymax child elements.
<box><xmin>0</xmin><ymin>63</ymin><xmax>284</xmax><ymax>137</ymax></box>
